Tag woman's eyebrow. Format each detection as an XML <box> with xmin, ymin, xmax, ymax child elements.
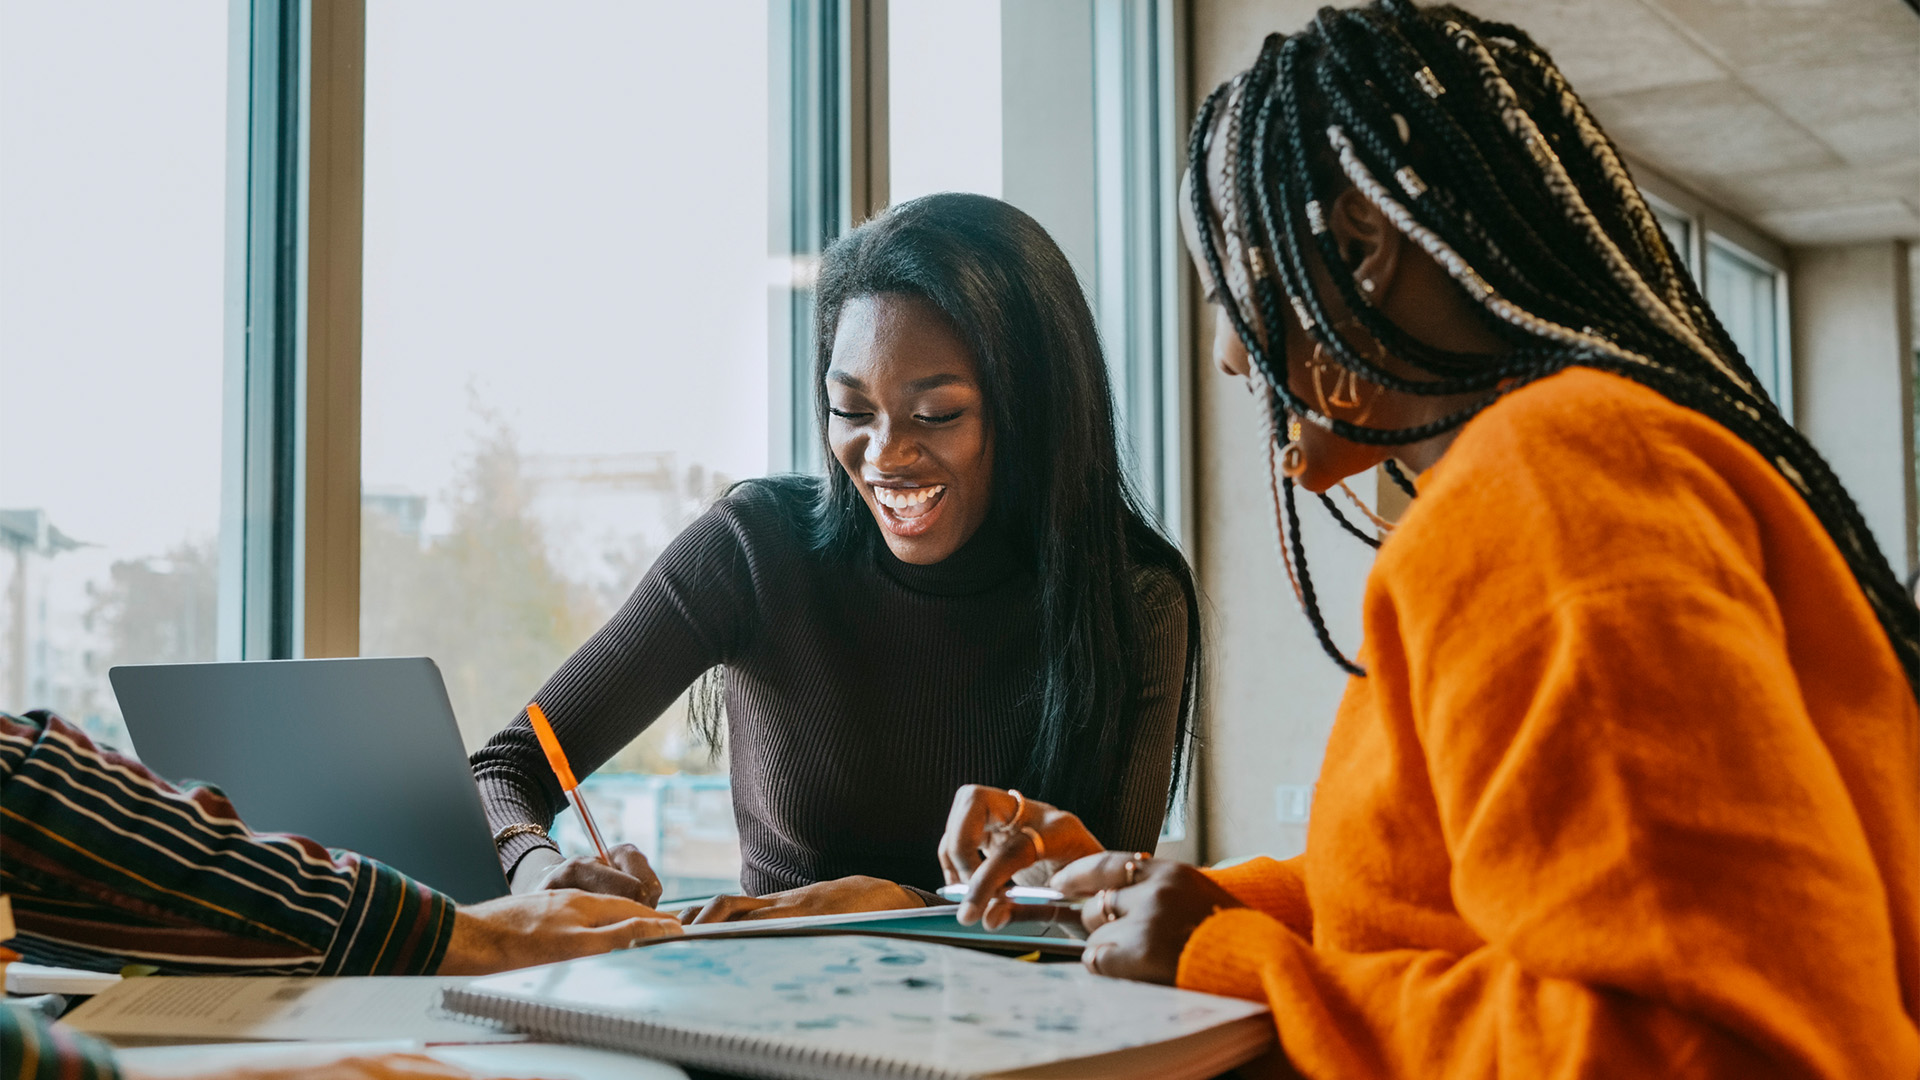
<box><xmin>906</xmin><ymin>373</ymin><xmax>971</xmax><ymax>392</ymax></box>
<box><xmin>826</xmin><ymin>369</ymin><xmax>865</xmax><ymax>389</ymax></box>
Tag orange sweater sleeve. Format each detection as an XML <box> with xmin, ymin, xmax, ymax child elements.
<box><xmin>1177</xmin><ymin>371</ymin><xmax>1920</xmax><ymax>1078</ymax></box>
<box><xmin>1201</xmin><ymin>856</ymin><xmax>1311</xmax><ymax>938</ymax></box>
<box><xmin>1183</xmin><ymin>585</ymin><xmax>1912</xmax><ymax>1077</ymax></box>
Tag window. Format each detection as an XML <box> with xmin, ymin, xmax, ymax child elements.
<box><xmin>1650</xmin><ymin>203</ymin><xmax>1694</xmax><ymax>274</ymax></box>
<box><xmin>0</xmin><ymin>4</ymin><xmax>230</xmax><ymax>751</ymax></box>
<box><xmin>1642</xmin><ymin>190</ymin><xmax>1792</xmax><ymax>413</ymax></box>
<box><xmin>1705</xmin><ymin>236</ymin><xmax>1789</xmax><ymax>410</ymax></box>
<box><xmin>887</xmin><ymin>0</ymin><xmax>1189</xmax><ymax>542</ymax></box>
<box><xmin>358</xmin><ymin>0</ymin><xmax>827</xmax><ymax>899</ymax></box>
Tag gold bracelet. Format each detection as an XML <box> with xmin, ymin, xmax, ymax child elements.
<box><xmin>491</xmin><ymin>822</ymin><xmax>549</xmax><ymax>850</ymax></box>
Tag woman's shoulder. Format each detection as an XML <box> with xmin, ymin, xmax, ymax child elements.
<box><xmin>1441</xmin><ymin>366</ymin><xmax>1767</xmax><ymax>482</ymax></box>
<box><xmin>1130</xmin><ymin>559</ymin><xmax>1190</xmax><ymax>614</ymax></box>
<box><xmin>1394</xmin><ymin>365</ymin><xmax>1809</xmax><ymax>603</ymax></box>
<box><xmin>699</xmin><ymin>475</ymin><xmax>826</xmax><ymax>550</ymax></box>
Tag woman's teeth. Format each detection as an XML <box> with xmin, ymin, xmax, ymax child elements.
<box><xmin>874</xmin><ymin>485</ymin><xmax>945</xmax><ymax>514</ymax></box>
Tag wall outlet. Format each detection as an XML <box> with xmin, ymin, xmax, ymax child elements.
<box><xmin>1274</xmin><ymin>783</ymin><xmax>1315</xmax><ymax>825</ymax></box>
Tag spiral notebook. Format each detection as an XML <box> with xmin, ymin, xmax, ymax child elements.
<box><xmin>441</xmin><ymin>936</ymin><xmax>1273</xmax><ymax>1080</ymax></box>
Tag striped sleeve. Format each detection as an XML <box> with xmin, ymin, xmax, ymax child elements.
<box><xmin>1</xmin><ymin>1006</ymin><xmax>121</xmax><ymax>1080</ymax></box>
<box><xmin>0</xmin><ymin>711</ymin><xmax>455</xmax><ymax>977</ymax></box>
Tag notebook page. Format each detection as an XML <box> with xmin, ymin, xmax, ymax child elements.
<box><xmin>448</xmin><ymin>936</ymin><xmax>1268</xmax><ymax>1076</ymax></box>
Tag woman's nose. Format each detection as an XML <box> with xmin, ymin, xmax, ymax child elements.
<box><xmin>867</xmin><ymin>421</ymin><xmax>920</xmax><ymax>471</ymax></box>
<box><xmin>1213</xmin><ymin>306</ymin><xmax>1251</xmax><ymax>377</ymax></box>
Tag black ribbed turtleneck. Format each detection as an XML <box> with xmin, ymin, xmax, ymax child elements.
<box><xmin>471</xmin><ymin>478</ymin><xmax>1187</xmax><ymax>897</ymax></box>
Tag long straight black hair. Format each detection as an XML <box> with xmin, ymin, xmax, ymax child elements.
<box><xmin>806</xmin><ymin>192</ymin><xmax>1201</xmax><ymax>825</ymax></box>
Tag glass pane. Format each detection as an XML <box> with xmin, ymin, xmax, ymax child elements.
<box><xmin>889</xmin><ymin>1</ymin><xmax>1003</xmax><ymax>202</ymax></box>
<box><xmin>361</xmin><ymin>1</ymin><xmax>773</xmax><ymax>898</ymax></box>
<box><xmin>1651</xmin><ymin>203</ymin><xmax>1692</xmax><ymax>275</ymax></box>
<box><xmin>0</xmin><ymin>3</ymin><xmax>229</xmax><ymax>753</ymax></box>
<box><xmin>1705</xmin><ymin>238</ymin><xmax>1781</xmax><ymax>405</ymax></box>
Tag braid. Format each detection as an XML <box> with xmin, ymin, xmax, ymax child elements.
<box><xmin>1318</xmin><ymin>491</ymin><xmax>1385</xmax><ymax>549</ymax></box>
<box><xmin>1287</xmin><ymin>476</ymin><xmax>1367</xmax><ymax>676</ymax></box>
<box><xmin>1382</xmin><ymin>457</ymin><xmax>1418</xmax><ymax>497</ymax></box>
<box><xmin>1197</xmin><ymin>0</ymin><xmax>1920</xmax><ymax>699</ymax></box>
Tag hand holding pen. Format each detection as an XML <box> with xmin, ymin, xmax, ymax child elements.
<box><xmin>523</xmin><ymin>702</ymin><xmax>665</xmax><ymax>907</ymax></box>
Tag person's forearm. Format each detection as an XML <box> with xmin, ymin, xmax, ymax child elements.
<box><xmin>510</xmin><ymin>847</ymin><xmax>565</xmax><ymax>893</ymax></box>
<box><xmin>2</xmin><ymin>711</ymin><xmax>451</xmax><ymax>977</ymax></box>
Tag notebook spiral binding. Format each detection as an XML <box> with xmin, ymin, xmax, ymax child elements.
<box><xmin>441</xmin><ymin>986</ymin><xmax>967</xmax><ymax>1080</ymax></box>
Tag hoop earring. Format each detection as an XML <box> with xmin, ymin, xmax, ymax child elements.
<box><xmin>1279</xmin><ymin>417</ymin><xmax>1307</xmax><ymax>478</ymax></box>
<box><xmin>1308</xmin><ymin>340</ymin><xmax>1379</xmax><ymax>426</ymax></box>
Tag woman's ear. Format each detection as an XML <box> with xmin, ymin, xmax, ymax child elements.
<box><xmin>1328</xmin><ymin>187</ymin><xmax>1403</xmax><ymax>303</ymax></box>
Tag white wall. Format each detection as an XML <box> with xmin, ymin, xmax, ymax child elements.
<box><xmin>1791</xmin><ymin>241</ymin><xmax>1917</xmax><ymax>574</ymax></box>
<box><xmin>1191</xmin><ymin>0</ymin><xmax>1368</xmax><ymax>863</ymax></box>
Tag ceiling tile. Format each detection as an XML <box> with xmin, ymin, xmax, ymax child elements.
<box><xmin>1739</xmin><ymin>54</ymin><xmax>1920</xmax><ymax>166</ymax></box>
<box><xmin>1591</xmin><ymin>79</ymin><xmax>1841</xmax><ymax>179</ymax></box>
<box><xmin>1757</xmin><ymin>199</ymin><xmax>1920</xmax><ymax>242</ymax></box>
<box><xmin>1711</xmin><ymin>160</ymin><xmax>1920</xmax><ymax>215</ymax></box>
<box><xmin>1643</xmin><ymin>0</ymin><xmax>1918</xmax><ymax>70</ymax></box>
<box><xmin>1453</xmin><ymin>0</ymin><xmax>1726</xmax><ymax>96</ymax></box>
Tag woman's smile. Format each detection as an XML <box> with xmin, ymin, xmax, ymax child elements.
<box><xmin>868</xmin><ymin>481</ymin><xmax>949</xmax><ymax>536</ymax></box>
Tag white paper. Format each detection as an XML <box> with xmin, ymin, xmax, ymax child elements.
<box><xmin>63</xmin><ymin>976</ymin><xmax>516</xmax><ymax>1044</ymax></box>
<box><xmin>119</xmin><ymin>1041</ymin><xmax>690</xmax><ymax>1080</ymax></box>
<box><xmin>5</xmin><ymin>961</ymin><xmax>123</xmax><ymax>996</ymax></box>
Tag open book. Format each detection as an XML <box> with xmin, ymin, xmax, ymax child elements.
<box><xmin>442</xmin><ymin>936</ymin><xmax>1274</xmax><ymax>1080</ymax></box>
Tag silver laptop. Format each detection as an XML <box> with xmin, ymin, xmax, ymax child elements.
<box><xmin>110</xmin><ymin>657</ymin><xmax>510</xmax><ymax>904</ymax></box>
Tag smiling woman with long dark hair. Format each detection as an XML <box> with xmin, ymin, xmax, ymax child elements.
<box><xmin>468</xmin><ymin>192</ymin><xmax>1200</xmax><ymax>918</ymax></box>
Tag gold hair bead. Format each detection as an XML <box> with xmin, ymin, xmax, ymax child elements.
<box><xmin>1414</xmin><ymin>66</ymin><xmax>1444</xmax><ymax>98</ymax></box>
<box><xmin>1395</xmin><ymin>166</ymin><xmax>1428</xmax><ymax>198</ymax></box>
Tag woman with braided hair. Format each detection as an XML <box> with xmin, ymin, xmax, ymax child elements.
<box><xmin>937</xmin><ymin>2</ymin><xmax>1919</xmax><ymax>1075</ymax></box>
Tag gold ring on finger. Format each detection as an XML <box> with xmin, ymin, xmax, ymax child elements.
<box><xmin>1098</xmin><ymin>888</ymin><xmax>1119</xmax><ymax>925</ymax></box>
<box><xmin>1020</xmin><ymin>825</ymin><xmax>1047</xmax><ymax>862</ymax></box>
<box><xmin>1086</xmin><ymin>941</ymin><xmax>1115</xmax><ymax>974</ymax></box>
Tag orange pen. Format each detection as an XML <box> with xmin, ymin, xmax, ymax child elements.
<box><xmin>526</xmin><ymin>702</ymin><xmax>612</xmax><ymax>866</ymax></box>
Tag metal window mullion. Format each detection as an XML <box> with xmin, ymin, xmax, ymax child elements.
<box><xmin>774</xmin><ymin>0</ymin><xmax>864</xmax><ymax>476</ymax></box>
<box><xmin>219</xmin><ymin>0</ymin><xmax>305</xmax><ymax>661</ymax></box>
<box><xmin>1093</xmin><ymin>0</ymin><xmax>1190</xmax><ymax>548</ymax></box>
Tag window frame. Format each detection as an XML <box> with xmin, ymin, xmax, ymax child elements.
<box><xmin>238</xmin><ymin>0</ymin><xmax>865</xmax><ymax>655</ymax></box>
<box><xmin>1635</xmin><ymin>163</ymin><xmax>1793</xmax><ymax>418</ymax></box>
<box><xmin>1704</xmin><ymin>230</ymin><xmax>1794</xmax><ymax>419</ymax></box>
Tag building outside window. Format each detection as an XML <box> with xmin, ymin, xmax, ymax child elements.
<box><xmin>0</xmin><ymin>4</ymin><xmax>229</xmax><ymax>752</ymax></box>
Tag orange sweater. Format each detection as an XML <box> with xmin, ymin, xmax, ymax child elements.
<box><xmin>1179</xmin><ymin>368</ymin><xmax>1920</xmax><ymax>1078</ymax></box>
